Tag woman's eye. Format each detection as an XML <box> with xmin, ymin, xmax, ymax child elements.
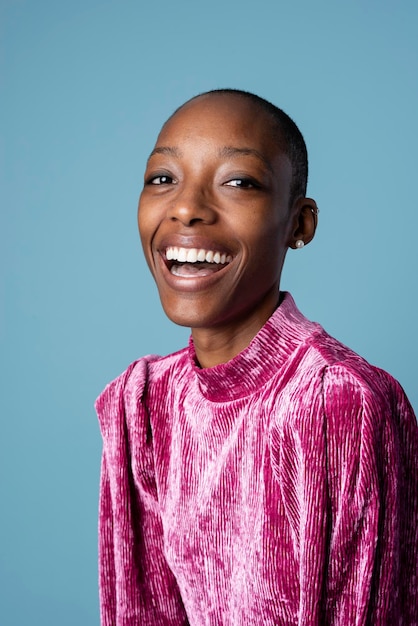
<box><xmin>148</xmin><ymin>175</ymin><xmax>174</xmax><ymax>185</ymax></box>
<box><xmin>225</xmin><ymin>178</ymin><xmax>258</xmax><ymax>189</ymax></box>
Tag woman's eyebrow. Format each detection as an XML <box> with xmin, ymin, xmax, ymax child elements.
<box><xmin>219</xmin><ymin>146</ymin><xmax>274</xmax><ymax>173</ymax></box>
<box><xmin>147</xmin><ymin>146</ymin><xmax>181</xmax><ymax>161</ymax></box>
<box><xmin>147</xmin><ymin>145</ymin><xmax>274</xmax><ymax>174</ymax></box>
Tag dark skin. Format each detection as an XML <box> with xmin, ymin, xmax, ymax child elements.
<box><xmin>138</xmin><ymin>93</ymin><xmax>318</xmax><ymax>368</ymax></box>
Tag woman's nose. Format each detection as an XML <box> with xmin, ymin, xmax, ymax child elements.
<box><xmin>166</xmin><ymin>186</ymin><xmax>217</xmax><ymax>226</ymax></box>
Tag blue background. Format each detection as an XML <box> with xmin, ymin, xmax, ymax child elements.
<box><xmin>2</xmin><ymin>0</ymin><xmax>417</xmax><ymax>623</ymax></box>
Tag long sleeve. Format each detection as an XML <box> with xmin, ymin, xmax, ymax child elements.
<box><xmin>323</xmin><ymin>365</ymin><xmax>417</xmax><ymax>624</ymax></box>
<box><xmin>271</xmin><ymin>362</ymin><xmax>418</xmax><ymax>625</ymax></box>
<box><xmin>96</xmin><ymin>360</ymin><xmax>189</xmax><ymax>626</ymax></box>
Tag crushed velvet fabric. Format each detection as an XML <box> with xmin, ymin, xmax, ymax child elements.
<box><xmin>96</xmin><ymin>293</ymin><xmax>418</xmax><ymax>625</ymax></box>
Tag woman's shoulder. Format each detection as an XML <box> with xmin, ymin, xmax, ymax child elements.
<box><xmin>280</xmin><ymin>295</ymin><xmax>410</xmax><ymax>408</ymax></box>
<box><xmin>320</xmin><ymin>331</ymin><xmax>399</xmax><ymax>390</ymax></box>
<box><xmin>95</xmin><ymin>348</ymin><xmax>189</xmax><ymax>433</ymax></box>
<box><xmin>300</xmin><ymin>329</ymin><xmax>416</xmax><ymax>434</ymax></box>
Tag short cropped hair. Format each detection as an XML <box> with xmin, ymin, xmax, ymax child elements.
<box><xmin>175</xmin><ymin>88</ymin><xmax>308</xmax><ymax>206</ymax></box>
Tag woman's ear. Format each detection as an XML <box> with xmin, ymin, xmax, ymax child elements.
<box><xmin>287</xmin><ymin>198</ymin><xmax>319</xmax><ymax>249</ymax></box>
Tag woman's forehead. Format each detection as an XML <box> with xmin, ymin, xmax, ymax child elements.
<box><xmin>155</xmin><ymin>94</ymin><xmax>284</xmax><ymax>156</ymax></box>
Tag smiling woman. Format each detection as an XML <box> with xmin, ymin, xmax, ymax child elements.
<box><xmin>95</xmin><ymin>89</ymin><xmax>417</xmax><ymax>626</ymax></box>
<box><xmin>138</xmin><ymin>92</ymin><xmax>317</xmax><ymax>366</ymax></box>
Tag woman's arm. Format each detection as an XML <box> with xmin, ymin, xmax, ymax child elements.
<box><xmin>322</xmin><ymin>365</ymin><xmax>417</xmax><ymax>624</ymax></box>
<box><xmin>96</xmin><ymin>360</ymin><xmax>189</xmax><ymax>626</ymax></box>
<box><xmin>273</xmin><ymin>363</ymin><xmax>417</xmax><ymax>625</ymax></box>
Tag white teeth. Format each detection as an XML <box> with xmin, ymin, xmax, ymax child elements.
<box><xmin>186</xmin><ymin>248</ymin><xmax>198</xmax><ymax>263</ymax></box>
<box><xmin>165</xmin><ymin>246</ymin><xmax>232</xmax><ymax>264</ymax></box>
<box><xmin>177</xmin><ymin>248</ymin><xmax>187</xmax><ymax>262</ymax></box>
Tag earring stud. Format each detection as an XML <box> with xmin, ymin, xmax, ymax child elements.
<box><xmin>295</xmin><ymin>240</ymin><xmax>305</xmax><ymax>249</ymax></box>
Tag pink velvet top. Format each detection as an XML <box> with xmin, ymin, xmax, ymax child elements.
<box><xmin>96</xmin><ymin>293</ymin><xmax>418</xmax><ymax>625</ymax></box>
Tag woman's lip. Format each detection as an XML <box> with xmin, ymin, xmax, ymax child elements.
<box><xmin>155</xmin><ymin>249</ymin><xmax>234</xmax><ymax>293</ymax></box>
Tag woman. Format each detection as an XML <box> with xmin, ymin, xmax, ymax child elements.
<box><xmin>96</xmin><ymin>89</ymin><xmax>417</xmax><ymax>625</ymax></box>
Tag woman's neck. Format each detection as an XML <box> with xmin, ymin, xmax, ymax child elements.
<box><xmin>191</xmin><ymin>291</ymin><xmax>282</xmax><ymax>368</ymax></box>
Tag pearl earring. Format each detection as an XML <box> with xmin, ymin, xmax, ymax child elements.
<box><xmin>295</xmin><ymin>240</ymin><xmax>305</xmax><ymax>249</ymax></box>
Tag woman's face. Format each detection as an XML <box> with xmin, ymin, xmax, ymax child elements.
<box><xmin>138</xmin><ymin>94</ymin><xmax>296</xmax><ymax>331</ymax></box>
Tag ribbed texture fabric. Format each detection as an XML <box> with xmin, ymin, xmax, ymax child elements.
<box><xmin>96</xmin><ymin>293</ymin><xmax>418</xmax><ymax>625</ymax></box>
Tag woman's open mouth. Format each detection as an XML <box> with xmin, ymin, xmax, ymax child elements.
<box><xmin>164</xmin><ymin>246</ymin><xmax>233</xmax><ymax>277</ymax></box>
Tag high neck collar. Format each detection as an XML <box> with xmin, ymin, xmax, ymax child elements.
<box><xmin>187</xmin><ymin>292</ymin><xmax>320</xmax><ymax>402</ymax></box>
